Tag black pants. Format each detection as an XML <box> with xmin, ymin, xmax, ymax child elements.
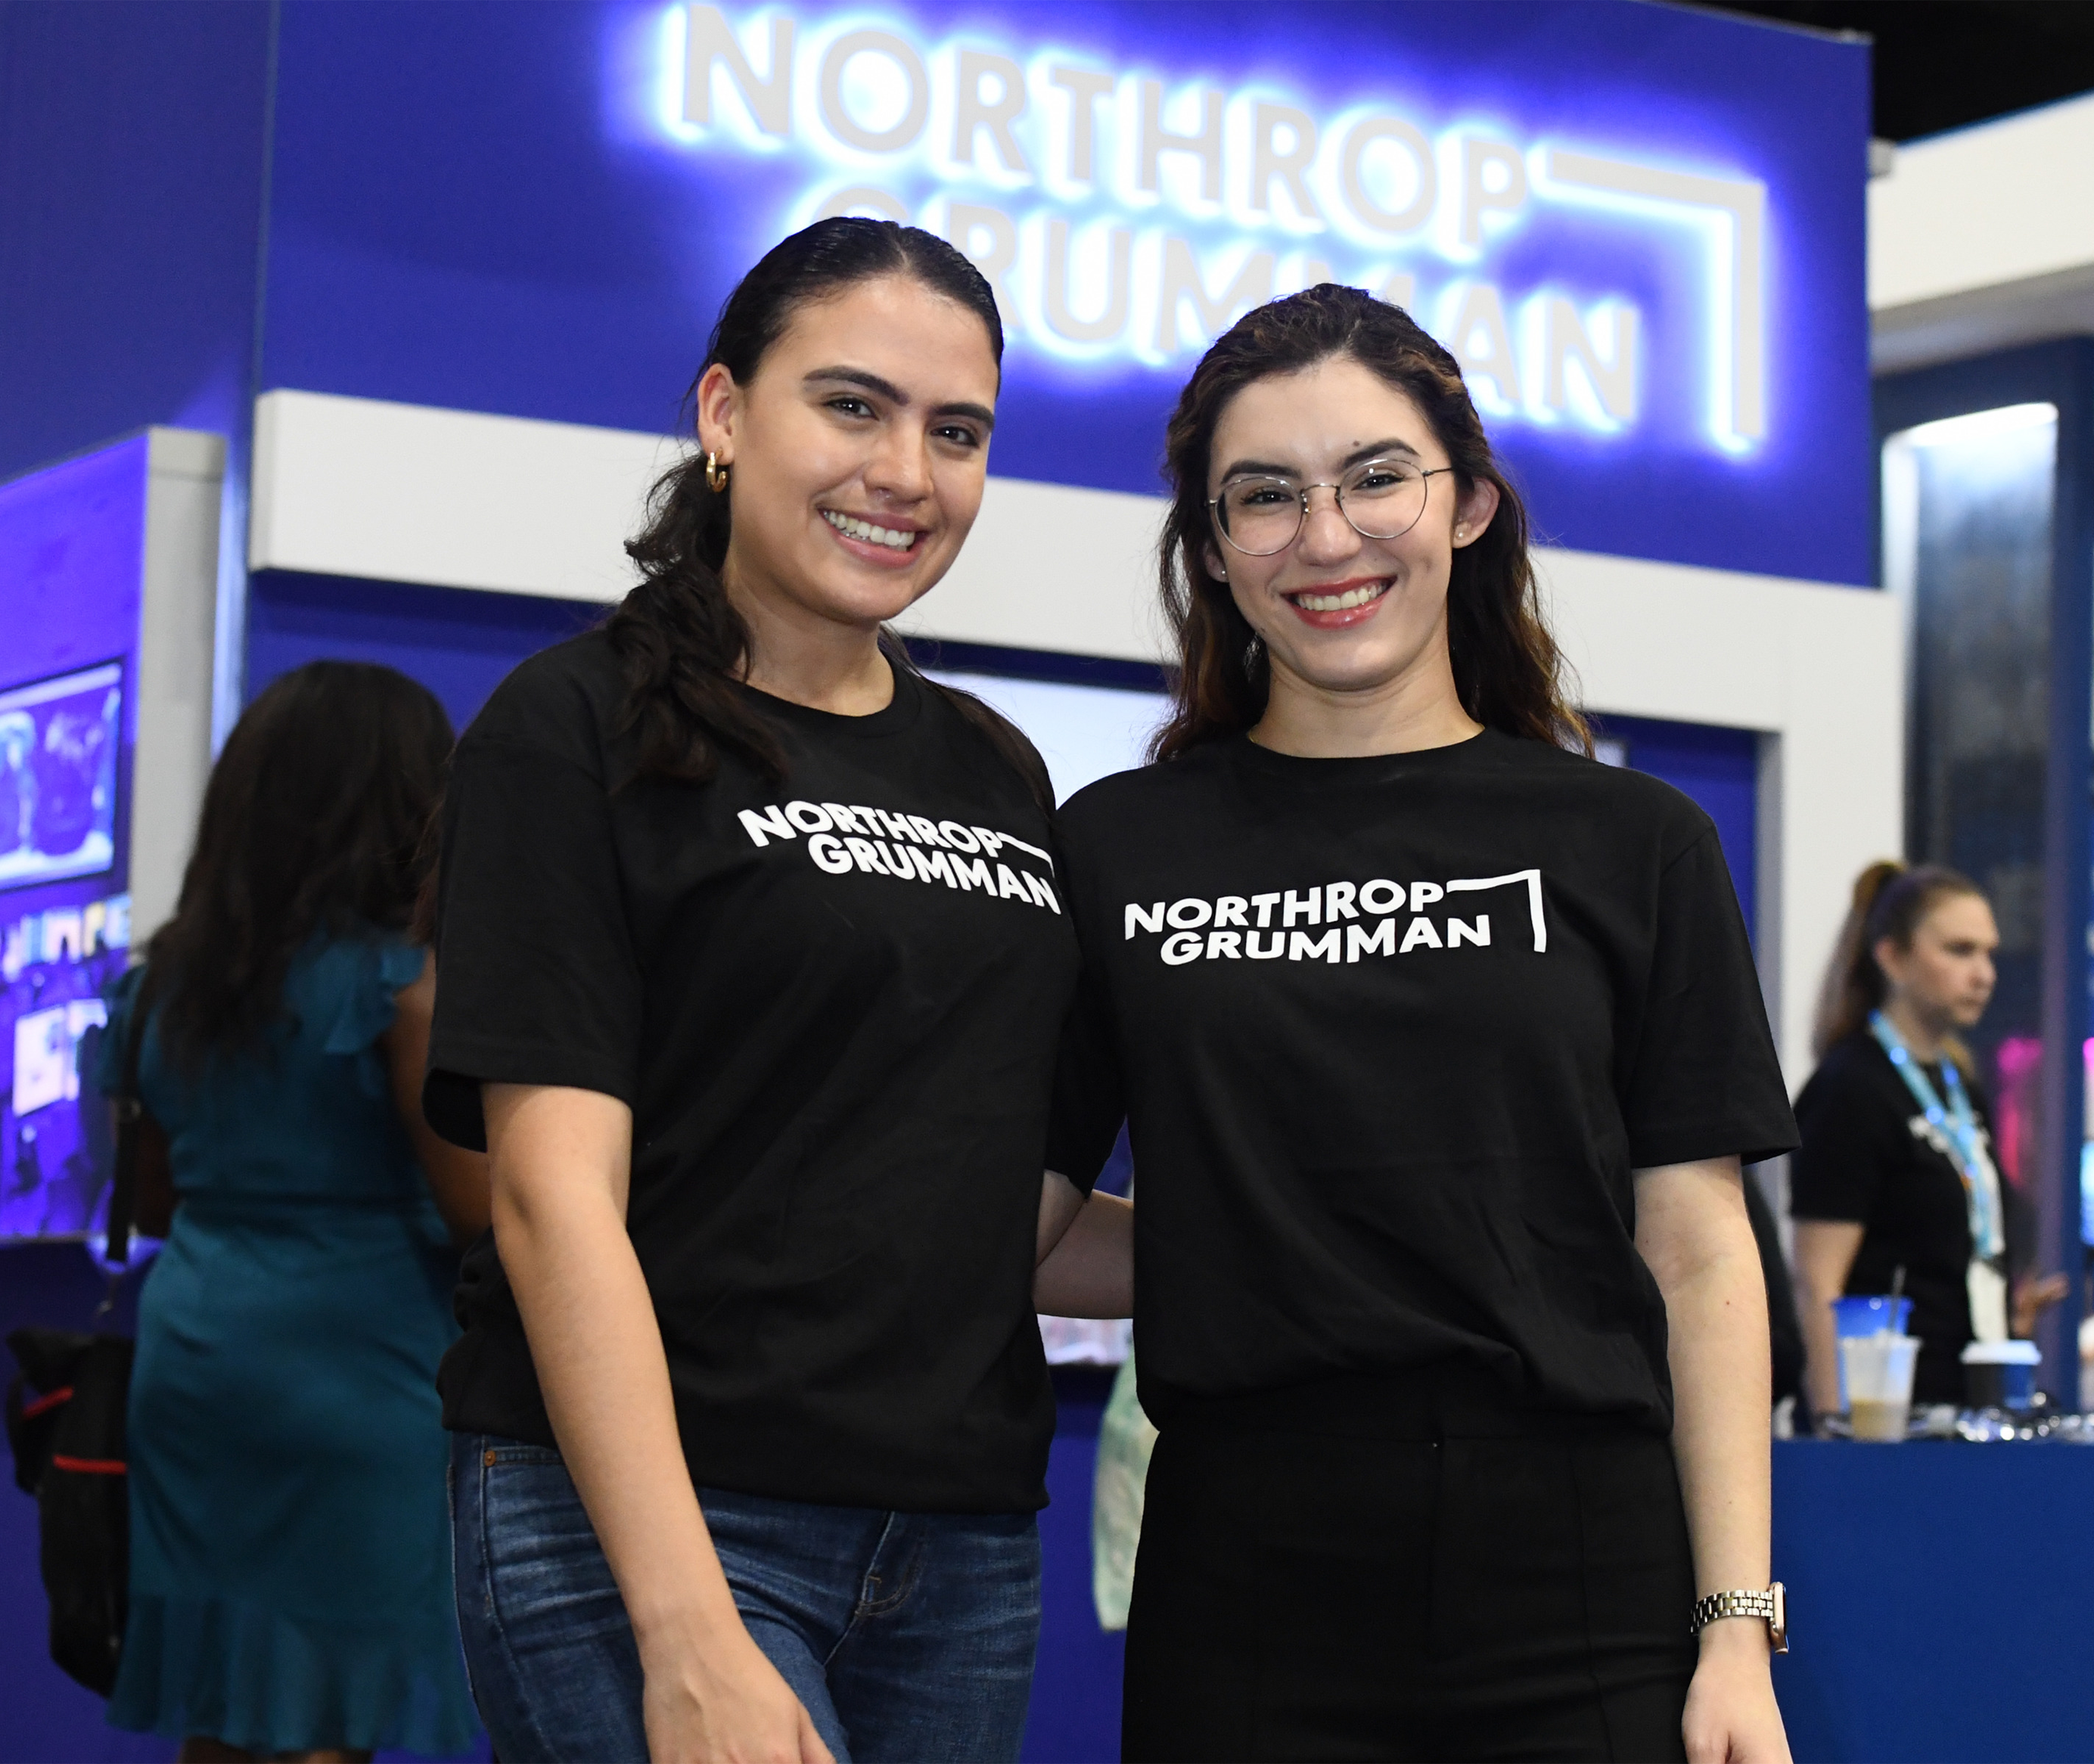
<box><xmin>1123</xmin><ymin>1386</ymin><xmax>1695</xmax><ymax>1762</ymax></box>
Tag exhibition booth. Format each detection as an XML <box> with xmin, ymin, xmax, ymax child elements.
<box><xmin>2</xmin><ymin>5</ymin><xmax>2087</xmax><ymax>1762</ymax></box>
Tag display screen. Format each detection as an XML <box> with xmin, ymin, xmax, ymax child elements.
<box><xmin>0</xmin><ymin>894</ymin><xmax>130</xmax><ymax>1239</ymax></box>
<box><xmin>1</xmin><ymin>437</ymin><xmax>148</xmax><ymax>1242</ymax></box>
<box><xmin>263</xmin><ymin>1</ymin><xmax>1873</xmax><ymax>585</ymax></box>
<box><xmin>0</xmin><ymin>657</ymin><xmax>129</xmax><ymax>1234</ymax></box>
<box><xmin>0</xmin><ymin>660</ymin><xmax>123</xmax><ymax>893</ymax></box>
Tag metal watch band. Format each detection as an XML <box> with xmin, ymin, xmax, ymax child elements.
<box><xmin>1690</xmin><ymin>1582</ymin><xmax>1788</xmax><ymax>1653</ymax></box>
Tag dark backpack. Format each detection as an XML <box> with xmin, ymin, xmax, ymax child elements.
<box><xmin>4</xmin><ymin>1327</ymin><xmax>133</xmax><ymax>1694</ymax></box>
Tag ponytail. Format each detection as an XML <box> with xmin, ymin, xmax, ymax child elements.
<box><xmin>1812</xmin><ymin>859</ymin><xmax>1986</xmax><ymax>1061</ymax></box>
<box><xmin>607</xmin><ymin>457</ymin><xmax>780</xmax><ymax>785</ymax></box>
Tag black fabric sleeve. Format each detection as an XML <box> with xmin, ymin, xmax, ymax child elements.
<box><xmin>1618</xmin><ymin>826</ymin><xmax>1797</xmax><ymax>1169</ymax></box>
<box><xmin>422</xmin><ymin>730</ymin><xmax>644</xmax><ymax>1151</ymax></box>
<box><xmin>1788</xmin><ymin>1063</ymin><xmax>1889</xmax><ymax>1223</ymax></box>
<box><xmin>1043</xmin><ymin>955</ymin><xmax>1124</xmax><ymax>1195</ymax></box>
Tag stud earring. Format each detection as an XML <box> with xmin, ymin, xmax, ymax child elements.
<box><xmin>1456</xmin><ymin>523</ymin><xmax>1467</xmax><ymax>539</ymax></box>
<box><xmin>705</xmin><ymin>452</ymin><xmax>729</xmax><ymax>493</ymax></box>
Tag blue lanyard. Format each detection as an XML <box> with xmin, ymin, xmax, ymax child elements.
<box><xmin>1869</xmin><ymin>1011</ymin><xmax>2005</xmax><ymax>1259</ymax></box>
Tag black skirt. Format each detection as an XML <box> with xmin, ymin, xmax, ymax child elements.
<box><xmin>1122</xmin><ymin>1374</ymin><xmax>1697</xmax><ymax>1763</ymax></box>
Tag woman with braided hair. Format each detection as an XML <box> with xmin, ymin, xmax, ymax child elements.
<box><xmin>425</xmin><ymin>218</ymin><xmax>1128</xmax><ymax>1764</ymax></box>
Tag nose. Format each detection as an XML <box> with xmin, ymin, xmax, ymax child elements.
<box><xmin>862</xmin><ymin>421</ymin><xmax>933</xmax><ymax>503</ymax></box>
<box><xmin>1294</xmin><ymin>485</ymin><xmax>1361</xmax><ymax>565</ymax></box>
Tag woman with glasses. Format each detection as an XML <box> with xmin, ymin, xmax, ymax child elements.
<box><xmin>1046</xmin><ymin>285</ymin><xmax>1797</xmax><ymax>1762</ymax></box>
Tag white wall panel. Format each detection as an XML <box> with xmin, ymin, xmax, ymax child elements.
<box><xmin>1869</xmin><ymin>92</ymin><xmax>2094</xmax><ymax>370</ymax></box>
<box><xmin>1869</xmin><ymin>93</ymin><xmax>2094</xmax><ymax>313</ymax></box>
<box><xmin>133</xmin><ymin>429</ymin><xmax>225</xmax><ymax>946</ymax></box>
<box><xmin>250</xmin><ymin>390</ymin><xmax>667</xmax><ymax>602</ymax></box>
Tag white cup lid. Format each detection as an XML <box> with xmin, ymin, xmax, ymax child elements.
<box><xmin>1960</xmin><ymin>1340</ymin><xmax>2042</xmax><ymax>1365</ymax></box>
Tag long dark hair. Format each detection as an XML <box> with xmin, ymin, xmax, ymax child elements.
<box><xmin>1813</xmin><ymin>859</ymin><xmax>1987</xmax><ymax>1062</ymax></box>
<box><xmin>145</xmin><ymin>662</ymin><xmax>454</xmax><ymax>1067</ymax></box>
<box><xmin>608</xmin><ymin>216</ymin><xmax>1049</xmax><ymax>809</ymax></box>
<box><xmin>1149</xmin><ymin>284</ymin><xmax>1586</xmax><ymax>761</ymax></box>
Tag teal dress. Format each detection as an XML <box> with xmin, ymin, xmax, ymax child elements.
<box><xmin>98</xmin><ymin>935</ymin><xmax>480</xmax><ymax>1757</ymax></box>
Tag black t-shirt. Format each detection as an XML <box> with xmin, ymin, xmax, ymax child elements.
<box><xmin>424</xmin><ymin>633</ymin><xmax>1080</xmax><ymax>1513</ymax></box>
<box><xmin>1790</xmin><ymin>1031</ymin><xmax>1997</xmax><ymax>1405</ymax></box>
<box><xmin>1045</xmin><ymin>729</ymin><xmax>1797</xmax><ymax>1435</ymax></box>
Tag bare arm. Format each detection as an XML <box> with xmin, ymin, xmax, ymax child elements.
<box><xmin>1636</xmin><ymin>1155</ymin><xmax>1790</xmax><ymax>1764</ymax></box>
<box><xmin>1033</xmin><ymin>1171</ymin><xmax>1133</xmax><ymax>1318</ymax></box>
<box><xmin>383</xmin><ymin>952</ymin><xmax>493</xmax><ymax>1245</ymax></box>
<box><xmin>486</xmin><ymin>1082</ymin><xmax>829</xmax><ymax>1764</ymax></box>
<box><xmin>1791</xmin><ymin>1220</ymin><xmax>1863</xmax><ymax>1423</ymax></box>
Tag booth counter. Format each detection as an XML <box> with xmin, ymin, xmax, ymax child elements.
<box><xmin>1769</xmin><ymin>1439</ymin><xmax>2094</xmax><ymax>1764</ymax></box>
<box><xmin>1024</xmin><ymin>1390</ymin><xmax>2094</xmax><ymax>1764</ymax></box>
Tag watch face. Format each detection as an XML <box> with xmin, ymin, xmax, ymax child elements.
<box><xmin>1770</xmin><ymin>1582</ymin><xmax>1788</xmax><ymax>1654</ymax></box>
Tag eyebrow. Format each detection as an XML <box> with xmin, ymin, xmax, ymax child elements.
<box><xmin>1217</xmin><ymin>436</ymin><xmax>1425</xmax><ymax>480</ymax></box>
<box><xmin>803</xmin><ymin>366</ymin><xmax>996</xmax><ymax>431</ymax></box>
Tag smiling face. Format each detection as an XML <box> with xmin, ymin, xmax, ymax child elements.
<box><xmin>1877</xmin><ymin>891</ymin><xmax>1999</xmax><ymax>1033</ymax></box>
<box><xmin>697</xmin><ymin>274</ymin><xmax>999</xmax><ymax>638</ymax></box>
<box><xmin>1204</xmin><ymin>355</ymin><xmax>1499</xmax><ymax>717</ymax></box>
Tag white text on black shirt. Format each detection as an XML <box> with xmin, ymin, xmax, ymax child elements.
<box><xmin>738</xmin><ymin>800</ymin><xmax>1060</xmax><ymax>913</ymax></box>
<box><xmin>1123</xmin><ymin>871</ymin><xmax>1545</xmax><ymax>964</ymax></box>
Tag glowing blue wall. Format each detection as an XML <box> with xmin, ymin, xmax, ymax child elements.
<box><xmin>252</xmin><ymin>0</ymin><xmax>1870</xmax><ymax>584</ymax></box>
<box><xmin>0</xmin><ymin>2</ymin><xmax>269</xmax><ymax>485</ymax></box>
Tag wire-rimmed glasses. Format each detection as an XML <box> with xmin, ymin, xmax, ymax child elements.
<box><xmin>1208</xmin><ymin>458</ymin><xmax>1454</xmax><ymax>557</ymax></box>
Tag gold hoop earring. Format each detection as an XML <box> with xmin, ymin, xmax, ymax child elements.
<box><xmin>705</xmin><ymin>452</ymin><xmax>729</xmax><ymax>493</ymax></box>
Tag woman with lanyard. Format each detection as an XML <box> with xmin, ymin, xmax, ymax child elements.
<box><xmin>1791</xmin><ymin>862</ymin><xmax>2043</xmax><ymax>1424</ymax></box>
<box><xmin>1045</xmin><ymin>284</ymin><xmax>1797</xmax><ymax>1763</ymax></box>
<box><xmin>424</xmin><ymin>218</ymin><xmax>1129</xmax><ymax>1764</ymax></box>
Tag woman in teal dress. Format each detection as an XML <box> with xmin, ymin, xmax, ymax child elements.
<box><xmin>99</xmin><ymin>660</ymin><xmax>486</xmax><ymax>1762</ymax></box>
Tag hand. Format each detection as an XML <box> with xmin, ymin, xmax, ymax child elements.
<box><xmin>2012</xmin><ymin>1272</ymin><xmax>2070</xmax><ymax>1341</ymax></box>
<box><xmin>1682</xmin><ymin>1621</ymin><xmax>1791</xmax><ymax>1764</ymax></box>
<box><xmin>638</xmin><ymin>1620</ymin><xmax>834</xmax><ymax>1764</ymax></box>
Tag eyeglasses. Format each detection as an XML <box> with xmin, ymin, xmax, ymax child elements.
<box><xmin>1208</xmin><ymin>458</ymin><xmax>1454</xmax><ymax>557</ymax></box>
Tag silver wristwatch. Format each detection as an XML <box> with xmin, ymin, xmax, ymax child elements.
<box><xmin>1689</xmin><ymin>1582</ymin><xmax>1787</xmax><ymax>1654</ymax></box>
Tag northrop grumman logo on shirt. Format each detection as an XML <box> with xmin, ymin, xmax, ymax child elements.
<box><xmin>738</xmin><ymin>800</ymin><xmax>1060</xmax><ymax>913</ymax></box>
<box><xmin>1127</xmin><ymin>870</ymin><xmax>1546</xmax><ymax>965</ymax></box>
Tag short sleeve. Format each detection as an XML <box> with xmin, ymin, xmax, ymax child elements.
<box><xmin>320</xmin><ymin>938</ymin><xmax>426</xmax><ymax>1099</ymax></box>
<box><xmin>1789</xmin><ymin>1064</ymin><xmax>1890</xmax><ymax>1223</ymax></box>
<box><xmin>1618</xmin><ymin>826</ymin><xmax>1797</xmax><ymax>1168</ymax></box>
<box><xmin>423</xmin><ymin>719</ymin><xmax>644</xmax><ymax>1151</ymax></box>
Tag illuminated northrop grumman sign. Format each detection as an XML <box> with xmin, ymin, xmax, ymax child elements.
<box><xmin>660</xmin><ymin>4</ymin><xmax>1769</xmax><ymax>455</ymax></box>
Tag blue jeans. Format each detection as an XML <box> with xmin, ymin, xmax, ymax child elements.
<box><xmin>449</xmin><ymin>1433</ymin><xmax>1041</xmax><ymax>1764</ymax></box>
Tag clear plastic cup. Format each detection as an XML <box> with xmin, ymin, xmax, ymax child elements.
<box><xmin>1841</xmin><ymin>1334</ymin><xmax>1921</xmax><ymax>1441</ymax></box>
<box><xmin>1831</xmin><ymin>1297</ymin><xmax>1913</xmax><ymax>1409</ymax></box>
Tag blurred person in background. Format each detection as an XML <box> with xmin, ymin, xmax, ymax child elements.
<box><xmin>1792</xmin><ymin>862</ymin><xmax>2064</xmax><ymax>1423</ymax></box>
<box><xmin>100</xmin><ymin>660</ymin><xmax>486</xmax><ymax>1762</ymax></box>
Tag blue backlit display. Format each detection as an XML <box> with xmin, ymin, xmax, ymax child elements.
<box><xmin>0</xmin><ymin>441</ymin><xmax>142</xmax><ymax>1241</ymax></box>
<box><xmin>259</xmin><ymin>0</ymin><xmax>1870</xmax><ymax>582</ymax></box>
<box><xmin>660</xmin><ymin>5</ymin><xmax>1770</xmax><ymax>455</ymax></box>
